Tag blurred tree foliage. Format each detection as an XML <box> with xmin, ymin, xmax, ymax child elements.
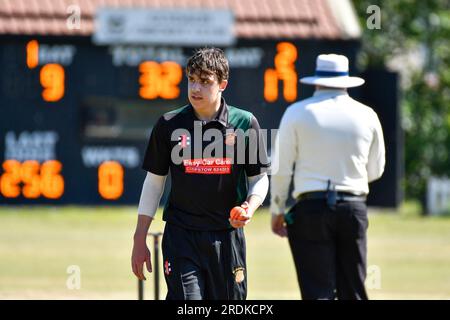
<box><xmin>352</xmin><ymin>0</ymin><xmax>450</xmax><ymax>207</ymax></box>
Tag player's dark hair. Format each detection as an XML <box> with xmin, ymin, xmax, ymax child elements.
<box><xmin>186</xmin><ymin>47</ymin><xmax>229</xmax><ymax>83</ymax></box>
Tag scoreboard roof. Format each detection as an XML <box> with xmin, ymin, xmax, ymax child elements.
<box><xmin>0</xmin><ymin>0</ymin><xmax>361</xmax><ymax>39</ymax></box>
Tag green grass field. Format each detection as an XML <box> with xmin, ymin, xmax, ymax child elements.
<box><xmin>0</xmin><ymin>205</ymin><xmax>449</xmax><ymax>300</ymax></box>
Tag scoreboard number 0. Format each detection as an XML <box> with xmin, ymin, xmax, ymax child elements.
<box><xmin>98</xmin><ymin>161</ymin><xmax>124</xmax><ymax>200</ymax></box>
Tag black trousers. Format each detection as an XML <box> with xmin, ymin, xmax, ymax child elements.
<box><xmin>287</xmin><ymin>199</ymin><xmax>369</xmax><ymax>300</ymax></box>
<box><xmin>162</xmin><ymin>222</ymin><xmax>247</xmax><ymax>300</ymax></box>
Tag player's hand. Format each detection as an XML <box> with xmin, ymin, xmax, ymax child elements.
<box><xmin>229</xmin><ymin>201</ymin><xmax>252</xmax><ymax>228</ymax></box>
<box><xmin>131</xmin><ymin>239</ymin><xmax>152</xmax><ymax>280</ymax></box>
<box><xmin>271</xmin><ymin>214</ymin><xmax>287</xmax><ymax>237</ymax></box>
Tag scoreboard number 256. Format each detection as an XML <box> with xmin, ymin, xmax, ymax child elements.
<box><xmin>0</xmin><ymin>160</ymin><xmax>125</xmax><ymax>201</ymax></box>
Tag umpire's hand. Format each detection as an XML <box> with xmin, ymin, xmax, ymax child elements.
<box><xmin>271</xmin><ymin>214</ymin><xmax>287</xmax><ymax>237</ymax></box>
<box><xmin>131</xmin><ymin>240</ymin><xmax>152</xmax><ymax>280</ymax></box>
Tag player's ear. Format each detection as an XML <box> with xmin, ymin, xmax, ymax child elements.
<box><xmin>219</xmin><ymin>79</ymin><xmax>228</xmax><ymax>92</ymax></box>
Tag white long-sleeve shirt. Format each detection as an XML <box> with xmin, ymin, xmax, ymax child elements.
<box><xmin>270</xmin><ymin>89</ymin><xmax>385</xmax><ymax>215</ymax></box>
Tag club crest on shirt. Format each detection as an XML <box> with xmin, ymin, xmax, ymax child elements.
<box><xmin>224</xmin><ymin>132</ymin><xmax>236</xmax><ymax>146</ymax></box>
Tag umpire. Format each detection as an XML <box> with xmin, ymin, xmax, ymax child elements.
<box><xmin>270</xmin><ymin>54</ymin><xmax>385</xmax><ymax>300</ymax></box>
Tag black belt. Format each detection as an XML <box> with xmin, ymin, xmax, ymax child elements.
<box><xmin>297</xmin><ymin>191</ymin><xmax>366</xmax><ymax>202</ymax></box>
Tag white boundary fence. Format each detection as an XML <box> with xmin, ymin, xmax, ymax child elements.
<box><xmin>427</xmin><ymin>177</ymin><xmax>450</xmax><ymax>215</ymax></box>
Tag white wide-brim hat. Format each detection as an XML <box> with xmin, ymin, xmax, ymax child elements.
<box><xmin>300</xmin><ymin>54</ymin><xmax>365</xmax><ymax>88</ymax></box>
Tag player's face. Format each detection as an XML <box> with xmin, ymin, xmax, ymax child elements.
<box><xmin>187</xmin><ymin>72</ymin><xmax>227</xmax><ymax>111</ymax></box>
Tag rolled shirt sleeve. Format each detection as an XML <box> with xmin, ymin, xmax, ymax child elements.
<box><xmin>247</xmin><ymin>173</ymin><xmax>269</xmax><ymax>203</ymax></box>
<box><xmin>137</xmin><ymin>172</ymin><xmax>167</xmax><ymax>217</ymax></box>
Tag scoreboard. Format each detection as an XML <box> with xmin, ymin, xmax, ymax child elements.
<box><xmin>1</xmin><ymin>37</ymin><xmax>400</xmax><ymax>206</ymax></box>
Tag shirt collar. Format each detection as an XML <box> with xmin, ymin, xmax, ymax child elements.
<box><xmin>188</xmin><ymin>97</ymin><xmax>229</xmax><ymax>127</ymax></box>
<box><xmin>313</xmin><ymin>89</ymin><xmax>348</xmax><ymax>99</ymax></box>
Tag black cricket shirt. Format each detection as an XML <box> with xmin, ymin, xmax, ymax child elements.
<box><xmin>142</xmin><ymin>98</ymin><xmax>269</xmax><ymax>231</ymax></box>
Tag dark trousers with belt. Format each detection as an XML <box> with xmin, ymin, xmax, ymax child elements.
<box><xmin>162</xmin><ymin>223</ymin><xmax>247</xmax><ymax>300</ymax></box>
<box><xmin>287</xmin><ymin>198</ymin><xmax>369</xmax><ymax>300</ymax></box>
